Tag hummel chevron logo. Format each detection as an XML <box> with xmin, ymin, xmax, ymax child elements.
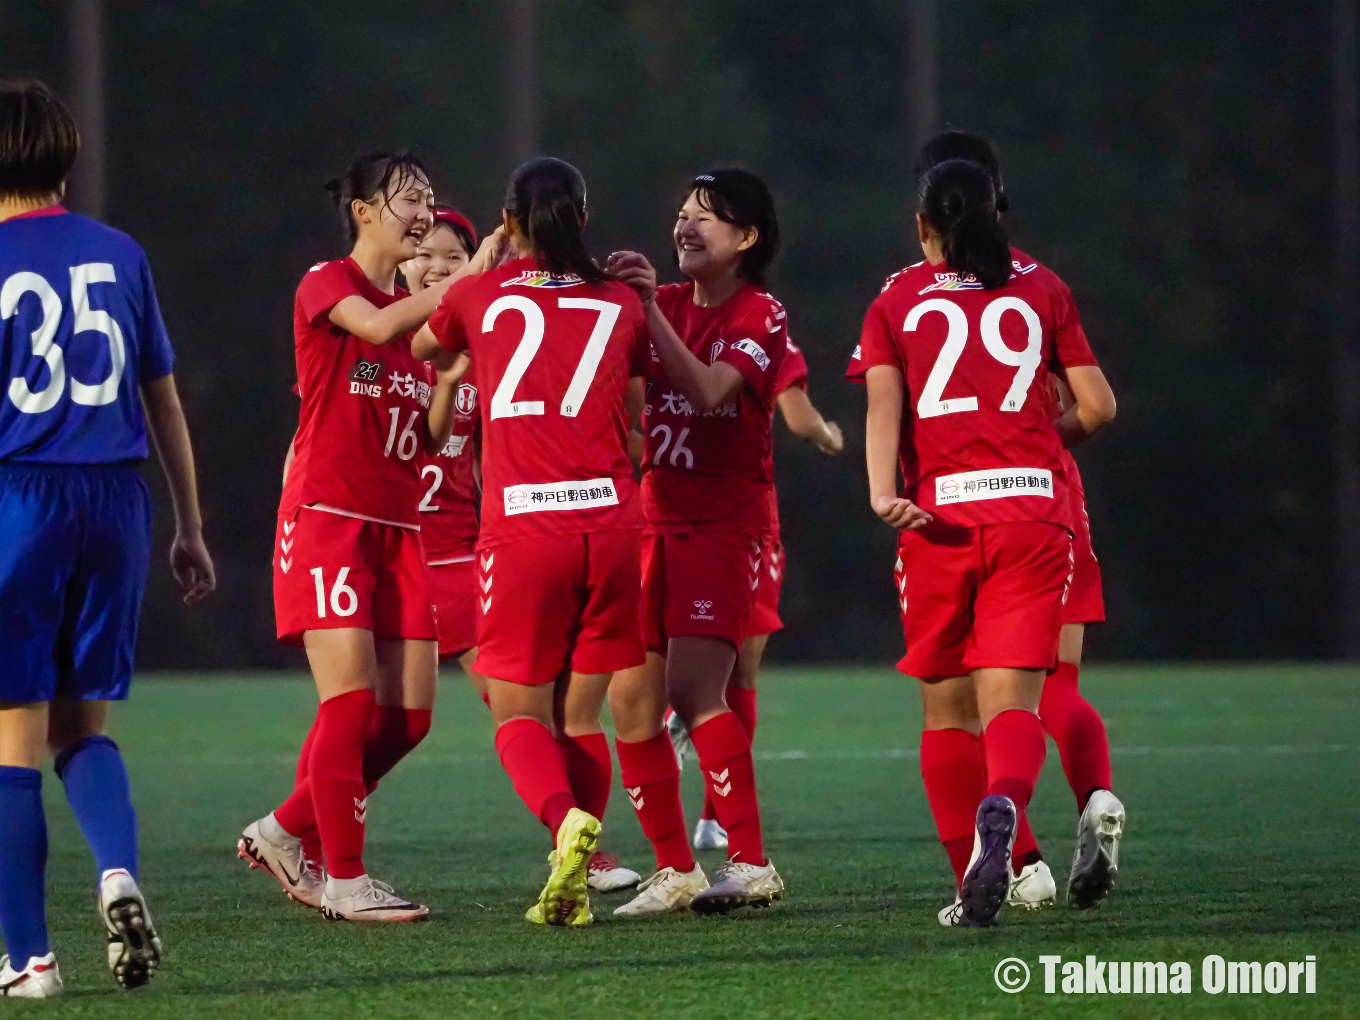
<box><xmin>626</xmin><ymin>786</ymin><xmax>645</xmax><ymax>810</ymax></box>
<box><xmin>897</xmin><ymin>576</ymin><xmax>906</xmax><ymax>593</ymax></box>
<box><xmin>895</xmin><ymin>556</ymin><xmax>903</xmax><ymax>572</ymax></box>
<box><xmin>354</xmin><ymin>796</ymin><xmax>368</xmax><ymax>824</ymax></box>
<box><xmin>280</xmin><ymin>557</ymin><xmax>292</xmax><ymax>573</ymax></box>
<box><xmin>480</xmin><ymin>553</ymin><xmax>494</xmax><ymax>571</ymax></box>
<box><xmin>479</xmin><ymin>596</ymin><xmax>492</xmax><ymax>613</ymax></box>
<box><xmin>283</xmin><ymin>521</ymin><xmax>296</xmax><ymax>535</ymax></box>
<box><xmin>479</xmin><ymin>575</ymin><xmax>493</xmax><ymax>593</ymax></box>
<box><xmin>281</xmin><ymin>538</ymin><xmax>294</xmax><ymax>554</ymax></box>
<box><xmin>709</xmin><ymin>768</ymin><xmax>731</xmax><ymax>797</ymax></box>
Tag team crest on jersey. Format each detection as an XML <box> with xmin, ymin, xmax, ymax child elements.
<box><xmin>501</xmin><ymin>270</ymin><xmax>584</xmax><ymax>289</ymax></box>
<box><xmin>348</xmin><ymin>357</ymin><xmax>382</xmax><ymax>398</ymax></box>
<box><xmin>709</xmin><ymin>340</ymin><xmax>726</xmax><ymax>364</ymax></box>
<box><xmin>455</xmin><ymin>383</ymin><xmax>477</xmax><ymax>415</ymax></box>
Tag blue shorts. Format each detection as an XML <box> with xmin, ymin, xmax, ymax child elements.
<box><xmin>0</xmin><ymin>463</ymin><xmax>152</xmax><ymax>703</ymax></box>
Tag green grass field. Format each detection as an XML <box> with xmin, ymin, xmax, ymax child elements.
<box><xmin>16</xmin><ymin>665</ymin><xmax>1360</xmax><ymax>1018</ymax></box>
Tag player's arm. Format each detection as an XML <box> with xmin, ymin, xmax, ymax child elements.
<box><xmin>864</xmin><ymin>365</ymin><xmax>931</xmax><ymax>531</ymax></box>
<box><xmin>777</xmin><ymin>387</ymin><xmax>843</xmax><ymax>455</ymax></box>
<box><xmin>425</xmin><ymin>352</ymin><xmax>471</xmax><ymax>455</ymax></box>
<box><xmin>1055</xmin><ymin>365</ymin><xmax>1116</xmax><ymax>449</ymax></box>
<box><xmin>607</xmin><ymin>251</ymin><xmax>745</xmax><ymax>413</ymax></box>
<box><xmin>140</xmin><ymin>374</ymin><xmax>217</xmax><ymax>604</ymax></box>
<box><xmin>625</xmin><ymin>375</ymin><xmax>646</xmax><ymax>468</ymax></box>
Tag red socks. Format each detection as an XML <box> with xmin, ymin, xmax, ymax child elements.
<box><xmin>690</xmin><ymin>712</ymin><xmax>765</xmax><ymax>866</ymax></box>
<box><xmin>615</xmin><ymin>732</ymin><xmax>694</xmax><ymax>873</ymax></box>
<box><xmin>1039</xmin><ymin>662</ymin><xmax>1112</xmax><ymax>809</ymax></box>
<box><xmin>702</xmin><ymin>687</ymin><xmax>758</xmax><ymax>821</ymax></box>
<box><xmin>279</xmin><ymin>689</ymin><xmax>375</xmax><ymax>880</ymax></box>
<box><xmin>495</xmin><ymin>718</ymin><xmax>575</xmax><ymax>835</ymax></box>
<box><xmin>983</xmin><ymin>709</ymin><xmax>1047</xmax><ymax>870</ymax></box>
<box><xmin>919</xmin><ymin>728</ymin><xmax>986</xmax><ymax>888</ymax></box>
<box><xmin>558</xmin><ymin>731</ymin><xmax>612</xmax><ymax>822</ymax></box>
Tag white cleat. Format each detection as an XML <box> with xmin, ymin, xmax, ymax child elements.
<box><xmin>665</xmin><ymin>709</ymin><xmax>693</xmax><ymax>768</ymax></box>
<box><xmin>0</xmin><ymin>953</ymin><xmax>62</xmax><ymax>998</ymax></box>
<box><xmin>693</xmin><ymin>817</ymin><xmax>729</xmax><ymax>851</ymax></box>
<box><xmin>613</xmin><ymin>864</ymin><xmax>709</xmax><ymax>917</ymax></box>
<box><xmin>587</xmin><ymin>852</ymin><xmax>642</xmax><ymax>893</ymax></box>
<box><xmin>99</xmin><ymin>869</ymin><xmax>162</xmax><ymax>989</ymax></box>
<box><xmin>689</xmin><ymin>859</ymin><xmax>784</xmax><ymax>915</ymax></box>
<box><xmin>1068</xmin><ymin>789</ymin><xmax>1125</xmax><ymax>909</ymax></box>
<box><xmin>321</xmin><ymin>874</ymin><xmax>429</xmax><ymax>922</ymax></box>
<box><xmin>937</xmin><ymin>896</ymin><xmax>964</xmax><ymax>927</ymax></box>
<box><xmin>1007</xmin><ymin>860</ymin><xmax>1057</xmax><ymax>910</ymax></box>
<box><xmin>237</xmin><ymin>815</ymin><xmax>324</xmax><ymax>909</ymax></box>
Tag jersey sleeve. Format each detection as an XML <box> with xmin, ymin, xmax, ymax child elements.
<box><xmin>136</xmin><ymin>254</ymin><xmax>176</xmax><ymax>382</ymax></box>
<box><xmin>715</xmin><ymin>305</ymin><xmax>782</xmax><ymax>394</ymax></box>
<box><xmin>295</xmin><ymin>261</ymin><xmax>359</xmax><ymax>328</ymax></box>
<box><xmin>626</xmin><ymin>300</ymin><xmax>651</xmax><ymax>377</ymax></box>
<box><xmin>774</xmin><ymin>339</ymin><xmax>809</xmax><ymax>394</ymax></box>
<box><xmin>846</xmin><ymin>295</ymin><xmax>902</xmax><ymax>383</ymax></box>
<box><xmin>1051</xmin><ymin>282</ymin><xmax>1098</xmax><ymax>370</ymax></box>
<box><xmin>426</xmin><ymin>277</ymin><xmax>474</xmax><ymax>355</ymax></box>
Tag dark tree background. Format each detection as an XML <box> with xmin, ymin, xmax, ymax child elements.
<box><xmin>0</xmin><ymin>1</ymin><xmax>1342</xmax><ymax>666</ymax></box>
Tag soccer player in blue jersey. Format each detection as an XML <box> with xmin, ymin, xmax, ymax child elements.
<box><xmin>0</xmin><ymin>79</ymin><xmax>215</xmax><ymax>998</ymax></box>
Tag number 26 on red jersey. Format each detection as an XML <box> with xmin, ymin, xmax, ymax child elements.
<box><xmin>483</xmin><ymin>295</ymin><xmax>622</xmax><ymax>419</ymax></box>
<box><xmin>909</xmin><ymin>296</ymin><xmax>1043</xmax><ymax>419</ymax></box>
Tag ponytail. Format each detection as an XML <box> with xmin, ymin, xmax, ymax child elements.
<box><xmin>917</xmin><ymin>158</ymin><xmax>1011</xmax><ymax>290</ymax></box>
<box><xmin>504</xmin><ymin>156</ymin><xmax>606</xmax><ymax>284</ymax></box>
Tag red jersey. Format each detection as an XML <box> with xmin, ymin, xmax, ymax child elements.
<box><xmin>763</xmin><ymin>336</ymin><xmax>810</xmax><ymax>539</ymax></box>
<box><xmin>425</xmin><ymin>257</ymin><xmax>649</xmax><ymax>546</ymax></box>
<box><xmin>847</xmin><ymin>249</ymin><xmax>1097</xmax><ymax>530</ymax></box>
<box><xmin>643</xmin><ymin>282</ymin><xmax>787</xmax><ymax>534</ymax></box>
<box><xmin>418</xmin><ymin>370</ymin><xmax>480</xmax><ymax>562</ymax></box>
<box><xmin>281</xmin><ymin>258</ymin><xmax>434</xmax><ymax>528</ymax></box>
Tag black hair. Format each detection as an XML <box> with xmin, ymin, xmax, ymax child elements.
<box><xmin>504</xmin><ymin>156</ymin><xmax>606</xmax><ymax>284</ymax></box>
<box><xmin>324</xmin><ymin>151</ymin><xmax>428</xmax><ymax>243</ymax></box>
<box><xmin>0</xmin><ymin>79</ymin><xmax>80</xmax><ymax>201</ymax></box>
<box><xmin>686</xmin><ymin>166</ymin><xmax>780</xmax><ymax>287</ymax></box>
<box><xmin>917</xmin><ymin>158</ymin><xmax>1012</xmax><ymax>290</ymax></box>
<box><xmin>431</xmin><ymin>209</ymin><xmax>476</xmax><ymax>259</ymax></box>
<box><xmin>913</xmin><ymin>129</ymin><xmax>1008</xmax><ymax>214</ymax></box>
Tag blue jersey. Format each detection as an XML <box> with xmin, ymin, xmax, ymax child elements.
<box><xmin>0</xmin><ymin>207</ymin><xmax>175</xmax><ymax>464</ymax></box>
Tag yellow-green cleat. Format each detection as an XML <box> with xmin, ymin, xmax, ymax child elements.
<box><xmin>526</xmin><ymin>807</ymin><xmax>601</xmax><ymax>927</ymax></box>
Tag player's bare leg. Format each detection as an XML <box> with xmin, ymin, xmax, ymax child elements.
<box><xmin>1048</xmin><ymin>624</ymin><xmax>1124</xmax><ymax>908</ymax></box>
<box><xmin>457</xmin><ymin>647</ymin><xmax>488</xmax><ymax>705</ymax></box>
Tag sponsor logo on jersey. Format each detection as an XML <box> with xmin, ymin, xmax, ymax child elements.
<box><xmin>731</xmin><ymin>337</ymin><xmax>771</xmax><ymax>371</ymax></box>
<box><xmin>934</xmin><ymin>467</ymin><xmax>1054</xmax><ymax>505</ymax></box>
<box><xmin>657</xmin><ymin>390</ymin><xmax>738</xmax><ymax>418</ymax></box>
<box><xmin>1011</xmin><ymin>259</ymin><xmax>1038</xmax><ymax>275</ymax></box>
<box><xmin>690</xmin><ymin>598</ymin><xmax>715</xmax><ymax>621</ymax></box>
<box><xmin>439</xmin><ymin>434</ymin><xmax>469</xmax><ymax>457</ymax></box>
<box><xmin>455</xmin><ymin>383</ymin><xmax>477</xmax><ymax>415</ymax></box>
<box><xmin>503</xmin><ymin>478</ymin><xmax>620</xmax><ymax>515</ymax></box>
<box><xmin>501</xmin><ymin>270</ymin><xmax>584</xmax><ymax>289</ymax></box>
<box><xmin>920</xmin><ymin>271</ymin><xmax>986</xmax><ymax>294</ymax></box>
<box><xmin>387</xmin><ymin>371</ymin><xmax>432</xmax><ymax>408</ymax></box>
<box><xmin>348</xmin><ymin>357</ymin><xmax>383</xmax><ymax>397</ymax></box>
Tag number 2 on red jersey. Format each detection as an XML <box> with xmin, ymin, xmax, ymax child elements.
<box><xmin>484</xmin><ymin>295</ymin><xmax>623</xmax><ymax>420</ymax></box>
<box><xmin>910</xmin><ymin>295</ymin><xmax>1042</xmax><ymax>419</ymax></box>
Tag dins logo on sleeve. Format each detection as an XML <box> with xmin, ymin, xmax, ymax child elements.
<box><xmin>348</xmin><ymin>357</ymin><xmax>383</xmax><ymax>398</ymax></box>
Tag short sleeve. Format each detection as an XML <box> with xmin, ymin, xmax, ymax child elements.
<box><xmin>774</xmin><ymin>339</ymin><xmax>809</xmax><ymax>395</ymax></box>
<box><xmin>1051</xmin><ymin>282</ymin><xmax>1098</xmax><ymax>370</ymax></box>
<box><xmin>295</xmin><ymin>261</ymin><xmax>359</xmax><ymax>328</ymax></box>
<box><xmin>426</xmin><ymin>276</ymin><xmax>474</xmax><ymax>355</ymax></box>
<box><xmin>136</xmin><ymin>255</ymin><xmax>176</xmax><ymax>383</ymax></box>
<box><xmin>846</xmin><ymin>296</ymin><xmax>902</xmax><ymax>383</ymax></box>
<box><xmin>715</xmin><ymin>310</ymin><xmax>781</xmax><ymax>394</ymax></box>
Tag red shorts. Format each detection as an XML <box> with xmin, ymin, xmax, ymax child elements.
<box><xmin>427</xmin><ymin>554</ymin><xmax>477</xmax><ymax>659</ymax></box>
<box><xmin>1063</xmin><ymin>489</ymin><xmax>1105</xmax><ymax>625</ymax></box>
<box><xmin>475</xmin><ymin>530</ymin><xmax>644</xmax><ymax>686</ymax></box>
<box><xmin>273</xmin><ymin>507</ymin><xmax>436</xmax><ymax>645</ymax></box>
<box><xmin>745</xmin><ymin>533</ymin><xmax>784</xmax><ymax>638</ymax></box>
<box><xmin>894</xmin><ymin>521</ymin><xmax>1072</xmax><ymax>679</ymax></box>
<box><xmin>643</xmin><ymin>530</ymin><xmax>762</xmax><ymax>652</ymax></box>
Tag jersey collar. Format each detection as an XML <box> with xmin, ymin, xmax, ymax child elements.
<box><xmin>3</xmin><ymin>204</ymin><xmax>69</xmax><ymax>222</ymax></box>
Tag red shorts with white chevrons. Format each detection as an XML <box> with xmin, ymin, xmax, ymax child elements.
<box><xmin>1062</xmin><ymin>487</ymin><xmax>1105</xmax><ymax>625</ymax></box>
<box><xmin>427</xmin><ymin>554</ymin><xmax>478</xmax><ymax>659</ymax></box>
<box><xmin>642</xmin><ymin>529</ymin><xmax>763</xmax><ymax>652</ymax></box>
<box><xmin>745</xmin><ymin>533</ymin><xmax>785</xmax><ymax>638</ymax></box>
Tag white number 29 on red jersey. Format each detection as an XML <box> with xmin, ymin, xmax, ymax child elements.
<box><xmin>908</xmin><ymin>296</ymin><xmax>1043</xmax><ymax>419</ymax></box>
<box><xmin>483</xmin><ymin>295</ymin><xmax>622</xmax><ymax>420</ymax></box>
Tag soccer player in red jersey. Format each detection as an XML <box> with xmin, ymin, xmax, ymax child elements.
<box><xmin>913</xmin><ymin>132</ymin><xmax>1126</xmax><ymax>911</ymax></box>
<box><xmin>671</xmin><ymin>334</ymin><xmax>845</xmax><ymax>852</ymax></box>
<box><xmin>413</xmin><ymin>157</ymin><xmax>649</xmax><ymax>927</ymax></box>
<box><xmin>605</xmin><ymin>168</ymin><xmax>789</xmax><ymax>916</ymax></box>
<box><xmin>849</xmin><ymin>158</ymin><xmax>1116</xmax><ymax>927</ymax></box>
<box><xmin>238</xmin><ymin>153</ymin><xmax>484</xmax><ymax>922</ymax></box>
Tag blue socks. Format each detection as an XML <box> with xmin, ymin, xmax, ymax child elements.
<box><xmin>0</xmin><ymin>766</ymin><xmax>50</xmax><ymax>966</ymax></box>
<box><xmin>54</xmin><ymin>736</ymin><xmax>138</xmax><ymax>880</ymax></box>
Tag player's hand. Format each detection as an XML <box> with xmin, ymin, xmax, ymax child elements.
<box><xmin>170</xmin><ymin>529</ymin><xmax>216</xmax><ymax>605</ymax></box>
<box><xmin>872</xmin><ymin>495</ymin><xmax>932</xmax><ymax>531</ymax></box>
<box><xmin>606</xmin><ymin>250</ymin><xmax>657</xmax><ymax>304</ymax></box>
<box><xmin>468</xmin><ymin>226</ymin><xmax>511</xmax><ymax>275</ymax></box>
<box><xmin>815</xmin><ymin>421</ymin><xmax>844</xmax><ymax>456</ymax></box>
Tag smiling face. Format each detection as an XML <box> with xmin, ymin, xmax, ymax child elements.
<box><xmin>352</xmin><ymin>167</ymin><xmax>434</xmax><ymax>261</ymax></box>
<box><xmin>673</xmin><ymin>188</ymin><xmax>757</xmax><ymax>282</ymax></box>
<box><xmin>403</xmin><ymin>221</ymin><xmax>471</xmax><ymax>292</ymax></box>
